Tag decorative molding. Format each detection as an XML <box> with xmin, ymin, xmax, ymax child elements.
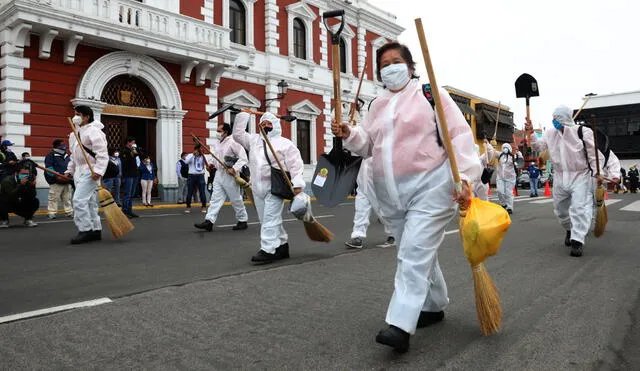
<box><xmin>221</xmin><ymin>89</ymin><xmax>261</xmax><ymax>108</ymax></box>
<box><xmin>224</xmin><ymin>0</ymin><xmax>257</xmax><ymax>48</ymax></box>
<box><xmin>371</xmin><ymin>36</ymin><xmax>388</xmax><ymax>82</ymax></box>
<box><xmin>63</xmin><ymin>34</ymin><xmax>82</xmax><ymax>64</ymax></box>
<box><xmin>288</xmin><ymin>98</ymin><xmax>321</xmax><ymax>164</ymax></box>
<box><xmin>286</xmin><ymin>1</ymin><xmax>316</xmax><ymax>62</ymax></box>
<box><xmin>180</xmin><ymin>60</ymin><xmax>199</xmax><ymax>84</ymax></box>
<box><xmin>195</xmin><ymin>63</ymin><xmax>213</xmax><ymax>86</ymax></box>
<box><xmin>38</xmin><ymin>29</ymin><xmax>58</xmax><ymax>59</ymax></box>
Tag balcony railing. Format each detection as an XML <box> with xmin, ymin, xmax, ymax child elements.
<box><xmin>40</xmin><ymin>0</ymin><xmax>230</xmax><ymax>49</ymax></box>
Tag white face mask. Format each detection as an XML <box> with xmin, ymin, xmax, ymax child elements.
<box><xmin>503</xmin><ymin>148</ymin><xmax>509</xmax><ymax>154</ymax></box>
<box><xmin>380</xmin><ymin>63</ymin><xmax>410</xmax><ymax>91</ymax></box>
<box><xmin>113</xmin><ymin>152</ymin><xmax>120</xmax><ymax>157</ymax></box>
<box><xmin>72</xmin><ymin>115</ymin><xmax>82</xmax><ymax>126</ymax></box>
<box><xmin>213</xmin><ymin>132</ymin><xmax>222</xmax><ymax>140</ymax></box>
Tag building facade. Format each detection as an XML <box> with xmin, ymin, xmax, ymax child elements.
<box><xmin>0</xmin><ymin>0</ymin><xmax>403</xmax><ymax>200</ymax></box>
<box><xmin>574</xmin><ymin>91</ymin><xmax>640</xmax><ymax>167</ymax></box>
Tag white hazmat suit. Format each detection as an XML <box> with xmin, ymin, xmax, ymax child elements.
<box><xmin>232</xmin><ymin>112</ymin><xmax>305</xmax><ymax>255</ymax></box>
<box><xmin>204</xmin><ymin>134</ymin><xmax>249</xmax><ymax>225</ymax></box>
<box><xmin>472</xmin><ymin>141</ymin><xmax>495</xmax><ymax>201</ymax></box>
<box><xmin>495</xmin><ymin>143</ymin><xmax>521</xmax><ymax>211</ymax></box>
<box><xmin>530</xmin><ymin>105</ymin><xmax>604</xmax><ymax>246</ymax></box>
<box><xmin>65</xmin><ymin>120</ymin><xmax>108</xmax><ymax>233</ymax></box>
<box><xmin>351</xmin><ymin>157</ymin><xmax>394</xmax><ymax>241</ymax></box>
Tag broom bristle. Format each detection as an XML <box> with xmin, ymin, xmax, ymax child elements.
<box><xmin>303</xmin><ymin>219</ymin><xmax>333</xmax><ymax>242</ymax></box>
<box><xmin>472</xmin><ymin>263</ymin><xmax>502</xmax><ymax>336</ymax></box>
<box><xmin>594</xmin><ymin>186</ymin><xmax>607</xmax><ymax>238</ymax></box>
<box><xmin>98</xmin><ymin>188</ymin><xmax>134</xmax><ymax>239</ymax></box>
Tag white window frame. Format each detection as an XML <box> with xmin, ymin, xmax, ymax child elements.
<box><xmin>330</xmin><ymin>23</ymin><xmax>355</xmax><ymax>76</ymax></box>
<box><xmin>371</xmin><ymin>36</ymin><xmax>387</xmax><ymax>82</ymax></box>
<box><xmin>286</xmin><ymin>2</ymin><xmax>317</xmax><ymax>62</ymax></box>
<box><xmin>223</xmin><ymin>0</ymin><xmax>256</xmax><ymax>48</ymax></box>
<box><xmin>220</xmin><ymin>89</ymin><xmax>261</xmax><ymax>133</ymax></box>
<box><xmin>288</xmin><ymin>99</ymin><xmax>322</xmax><ymax>164</ymax></box>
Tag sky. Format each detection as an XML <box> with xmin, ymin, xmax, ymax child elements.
<box><xmin>367</xmin><ymin>0</ymin><xmax>640</xmax><ymax>131</ymax></box>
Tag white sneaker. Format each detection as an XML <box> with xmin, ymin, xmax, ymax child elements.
<box><xmin>184</xmin><ymin>209</ymin><xmax>191</xmax><ymax>214</ymax></box>
<box><xmin>48</xmin><ymin>214</ymin><xmax>57</xmax><ymax>220</ymax></box>
<box><xmin>24</xmin><ymin>219</ymin><xmax>38</xmax><ymax>228</ymax></box>
<box><xmin>0</xmin><ymin>220</ymin><xmax>8</xmax><ymax>228</ymax></box>
<box><xmin>376</xmin><ymin>236</ymin><xmax>396</xmax><ymax>248</ymax></box>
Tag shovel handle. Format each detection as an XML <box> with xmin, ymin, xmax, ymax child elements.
<box><xmin>191</xmin><ymin>133</ymin><xmax>227</xmax><ymax>171</ymax></box>
<box><xmin>240</xmin><ymin>108</ymin><xmax>296</xmax><ymax>122</ymax></box>
<box><xmin>323</xmin><ymin>9</ymin><xmax>345</xmax><ymax>44</ymax></box>
<box><xmin>34</xmin><ymin>163</ymin><xmax>69</xmax><ymax>179</ymax></box>
<box><xmin>591</xmin><ymin>114</ymin><xmax>601</xmax><ymax>176</ymax></box>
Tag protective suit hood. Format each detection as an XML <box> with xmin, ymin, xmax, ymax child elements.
<box><xmin>259</xmin><ymin>112</ymin><xmax>282</xmax><ymax>138</ymax></box>
<box><xmin>502</xmin><ymin>143</ymin><xmax>512</xmax><ymax>152</ymax></box>
<box><xmin>553</xmin><ymin>105</ymin><xmax>575</xmax><ymax>126</ymax></box>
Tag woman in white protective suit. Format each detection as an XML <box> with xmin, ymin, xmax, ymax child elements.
<box><xmin>232</xmin><ymin>111</ymin><xmax>305</xmax><ymax>265</ymax></box>
<box><xmin>527</xmin><ymin>105</ymin><xmax>604</xmax><ymax>257</ymax></box>
<box><xmin>495</xmin><ymin>143</ymin><xmax>521</xmax><ymax>214</ymax></box>
<box><xmin>332</xmin><ymin>42</ymin><xmax>482</xmax><ymax>353</ymax></box>
<box><xmin>345</xmin><ymin>156</ymin><xmax>396</xmax><ymax>249</ymax></box>
<box><xmin>65</xmin><ymin>105</ymin><xmax>109</xmax><ymax>245</ymax></box>
<box><xmin>194</xmin><ymin>123</ymin><xmax>249</xmax><ymax>232</ymax></box>
<box><xmin>472</xmin><ymin>138</ymin><xmax>495</xmax><ymax>201</ymax></box>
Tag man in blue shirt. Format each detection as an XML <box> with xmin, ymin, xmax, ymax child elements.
<box><xmin>44</xmin><ymin>139</ymin><xmax>73</xmax><ymax>219</ymax></box>
<box><xmin>528</xmin><ymin>161</ymin><xmax>541</xmax><ymax>197</ymax></box>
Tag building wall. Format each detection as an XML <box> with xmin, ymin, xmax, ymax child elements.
<box><xmin>180</xmin><ymin>0</ymin><xmax>204</xmax><ymax>20</ymax></box>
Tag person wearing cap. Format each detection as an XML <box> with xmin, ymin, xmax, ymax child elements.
<box><xmin>526</xmin><ymin>105</ymin><xmax>604</xmax><ymax>257</ymax></box>
<box><xmin>0</xmin><ymin>139</ymin><xmax>19</xmax><ymax>181</ymax></box>
<box><xmin>232</xmin><ymin>111</ymin><xmax>305</xmax><ymax>265</ymax></box>
<box><xmin>44</xmin><ymin>139</ymin><xmax>73</xmax><ymax>219</ymax></box>
<box><xmin>0</xmin><ymin>159</ymin><xmax>39</xmax><ymax>228</ymax></box>
<box><xmin>527</xmin><ymin>161</ymin><xmax>541</xmax><ymax>197</ymax></box>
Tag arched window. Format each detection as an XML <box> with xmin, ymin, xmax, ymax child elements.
<box><xmin>339</xmin><ymin>37</ymin><xmax>347</xmax><ymax>73</ymax></box>
<box><xmin>229</xmin><ymin>0</ymin><xmax>246</xmax><ymax>45</ymax></box>
<box><xmin>293</xmin><ymin>18</ymin><xmax>306</xmax><ymax>59</ymax></box>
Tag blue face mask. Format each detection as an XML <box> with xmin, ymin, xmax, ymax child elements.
<box><xmin>552</xmin><ymin>119</ymin><xmax>564</xmax><ymax>130</ymax></box>
<box><xmin>17</xmin><ymin>174</ymin><xmax>28</xmax><ymax>181</ymax></box>
<box><xmin>60</xmin><ymin>146</ymin><xmax>67</xmax><ymax>151</ymax></box>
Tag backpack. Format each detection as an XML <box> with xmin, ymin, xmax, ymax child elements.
<box><xmin>498</xmin><ymin>152</ymin><xmax>518</xmax><ymax>176</ymax></box>
<box><xmin>577</xmin><ymin>125</ymin><xmax>610</xmax><ymax>174</ymax></box>
<box><xmin>179</xmin><ymin>159</ymin><xmax>189</xmax><ymax>178</ymax></box>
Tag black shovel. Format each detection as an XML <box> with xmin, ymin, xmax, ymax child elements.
<box><xmin>311</xmin><ymin>9</ymin><xmax>362</xmax><ymax>208</ymax></box>
<box><xmin>515</xmin><ymin>73</ymin><xmax>539</xmax><ymax>155</ymax></box>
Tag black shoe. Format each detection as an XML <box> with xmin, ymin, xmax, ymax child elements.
<box><xmin>71</xmin><ymin>231</ymin><xmax>93</xmax><ymax>245</ymax></box>
<box><xmin>232</xmin><ymin>221</ymin><xmax>248</xmax><ymax>231</ymax></box>
<box><xmin>375</xmin><ymin>325</ymin><xmax>410</xmax><ymax>353</ymax></box>
<box><xmin>251</xmin><ymin>249</ymin><xmax>278</xmax><ymax>265</ymax></box>
<box><xmin>194</xmin><ymin>220</ymin><xmax>213</xmax><ymax>232</ymax></box>
<box><xmin>129</xmin><ymin>212</ymin><xmax>140</xmax><ymax>218</ymax></box>
<box><xmin>417</xmin><ymin>310</ymin><xmax>444</xmax><ymax>328</ymax></box>
<box><xmin>570</xmin><ymin>240</ymin><xmax>583</xmax><ymax>257</ymax></box>
<box><xmin>90</xmin><ymin>230</ymin><xmax>102</xmax><ymax>241</ymax></box>
<box><xmin>507</xmin><ymin>208</ymin><xmax>513</xmax><ymax>215</ymax></box>
<box><xmin>564</xmin><ymin>231</ymin><xmax>571</xmax><ymax>247</ymax></box>
<box><xmin>276</xmin><ymin>243</ymin><xmax>290</xmax><ymax>259</ymax></box>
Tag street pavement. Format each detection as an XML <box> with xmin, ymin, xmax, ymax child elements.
<box><xmin>1</xmin><ymin>192</ymin><xmax>639</xmax><ymax>370</ymax></box>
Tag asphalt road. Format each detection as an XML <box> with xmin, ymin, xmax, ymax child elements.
<box><xmin>1</xmin><ymin>193</ymin><xmax>639</xmax><ymax>370</ymax></box>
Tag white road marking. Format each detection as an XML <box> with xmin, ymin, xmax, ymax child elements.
<box><xmin>36</xmin><ymin>214</ymin><xmax>335</xmax><ymax>226</ymax></box>
<box><xmin>0</xmin><ymin>298</ymin><xmax>112</xmax><ymax>324</ymax></box>
<box><xmin>444</xmin><ymin>229</ymin><xmax>459</xmax><ymax>235</ymax></box>
<box><xmin>531</xmin><ymin>198</ymin><xmax>555</xmax><ymax>204</ymax></box>
<box><xmin>604</xmin><ymin>199</ymin><xmax>622</xmax><ymax>206</ymax></box>
<box><xmin>620</xmin><ymin>200</ymin><xmax>640</xmax><ymax>212</ymax></box>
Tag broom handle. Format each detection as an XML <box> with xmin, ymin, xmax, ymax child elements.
<box><xmin>591</xmin><ymin>114</ymin><xmax>600</xmax><ymax>177</ymax></box>
<box><xmin>415</xmin><ymin>19</ymin><xmax>461</xmax><ymax>189</ymax></box>
<box><xmin>492</xmin><ymin>102</ymin><xmax>501</xmax><ymax>140</ymax></box>
<box><xmin>191</xmin><ymin>133</ymin><xmax>229</xmax><ymax>171</ymax></box>
<box><xmin>349</xmin><ymin>59</ymin><xmax>367</xmax><ymax>125</ymax></box>
<box><xmin>259</xmin><ymin>126</ymin><xmax>296</xmax><ymax>194</ymax></box>
<box><xmin>573</xmin><ymin>97</ymin><xmax>590</xmax><ymax>121</ymax></box>
<box><xmin>67</xmin><ymin>117</ymin><xmax>96</xmax><ymax>176</ymax></box>
<box><xmin>34</xmin><ymin>163</ymin><xmax>70</xmax><ymax>179</ymax></box>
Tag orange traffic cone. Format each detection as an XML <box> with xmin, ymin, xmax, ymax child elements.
<box><xmin>513</xmin><ymin>186</ymin><xmax>518</xmax><ymax>196</ymax></box>
<box><xmin>488</xmin><ymin>187</ymin><xmax>492</xmax><ymax>196</ymax></box>
<box><xmin>605</xmin><ymin>190</ymin><xmax>609</xmax><ymax>200</ymax></box>
<box><xmin>544</xmin><ymin>181</ymin><xmax>552</xmax><ymax>197</ymax></box>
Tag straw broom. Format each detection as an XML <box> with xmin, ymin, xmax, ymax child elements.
<box><xmin>415</xmin><ymin>18</ymin><xmax>501</xmax><ymax>335</ymax></box>
<box><xmin>590</xmin><ymin>115</ymin><xmax>607</xmax><ymax>237</ymax></box>
<box><xmin>258</xmin><ymin>126</ymin><xmax>333</xmax><ymax>243</ymax></box>
<box><xmin>191</xmin><ymin>133</ymin><xmax>254</xmax><ymax>205</ymax></box>
<box><xmin>67</xmin><ymin>117</ymin><xmax>134</xmax><ymax>238</ymax></box>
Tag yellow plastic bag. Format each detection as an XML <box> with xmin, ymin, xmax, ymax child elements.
<box><xmin>459</xmin><ymin>197</ymin><xmax>511</xmax><ymax>266</ymax></box>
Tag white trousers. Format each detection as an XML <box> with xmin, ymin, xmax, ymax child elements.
<box><xmin>73</xmin><ymin>171</ymin><xmax>101</xmax><ymax>232</ymax></box>
<box><xmin>140</xmin><ymin>179</ymin><xmax>153</xmax><ymax>205</ymax></box>
<box><xmin>351</xmin><ymin>191</ymin><xmax>392</xmax><ymax>239</ymax></box>
<box><xmin>254</xmin><ymin>191</ymin><xmax>287</xmax><ymax>254</ymax></box>
<box><xmin>553</xmin><ymin>174</ymin><xmax>594</xmax><ymax>244</ymax></box>
<box><xmin>472</xmin><ymin>181</ymin><xmax>489</xmax><ymax>201</ymax></box>
<box><xmin>205</xmin><ymin>174</ymin><xmax>248</xmax><ymax>224</ymax></box>
<box><xmin>48</xmin><ymin>183</ymin><xmax>73</xmax><ymax>216</ymax></box>
<box><xmin>374</xmin><ymin>161</ymin><xmax>455</xmax><ymax>334</ymax></box>
<box><xmin>496</xmin><ymin>178</ymin><xmax>515</xmax><ymax>209</ymax></box>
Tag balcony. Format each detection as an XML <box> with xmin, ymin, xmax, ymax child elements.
<box><xmin>0</xmin><ymin>0</ymin><xmax>235</xmax><ymax>65</ymax></box>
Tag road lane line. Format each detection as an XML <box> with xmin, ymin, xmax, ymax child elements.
<box><xmin>531</xmin><ymin>198</ymin><xmax>555</xmax><ymax>204</ymax></box>
<box><xmin>36</xmin><ymin>214</ymin><xmax>336</xmax><ymax>226</ymax></box>
<box><xmin>620</xmin><ymin>200</ymin><xmax>640</xmax><ymax>212</ymax></box>
<box><xmin>604</xmin><ymin>199</ymin><xmax>621</xmax><ymax>206</ymax></box>
<box><xmin>0</xmin><ymin>298</ymin><xmax>112</xmax><ymax>324</ymax></box>
<box><xmin>444</xmin><ymin>229</ymin><xmax>459</xmax><ymax>235</ymax></box>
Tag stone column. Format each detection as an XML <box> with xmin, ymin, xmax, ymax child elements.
<box><xmin>156</xmin><ymin>108</ymin><xmax>187</xmax><ymax>202</ymax></box>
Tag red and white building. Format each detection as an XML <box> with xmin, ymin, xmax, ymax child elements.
<box><xmin>0</xmin><ymin>0</ymin><xmax>403</xmax><ymax>200</ymax></box>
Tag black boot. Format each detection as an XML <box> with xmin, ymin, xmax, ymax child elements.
<box><xmin>194</xmin><ymin>220</ymin><xmax>213</xmax><ymax>232</ymax></box>
<box><xmin>417</xmin><ymin>310</ymin><xmax>444</xmax><ymax>328</ymax></box>
<box><xmin>251</xmin><ymin>249</ymin><xmax>278</xmax><ymax>265</ymax></box>
<box><xmin>375</xmin><ymin>325</ymin><xmax>410</xmax><ymax>353</ymax></box>
<box><xmin>90</xmin><ymin>230</ymin><xmax>102</xmax><ymax>241</ymax></box>
<box><xmin>276</xmin><ymin>243</ymin><xmax>290</xmax><ymax>259</ymax></box>
<box><xmin>71</xmin><ymin>231</ymin><xmax>93</xmax><ymax>245</ymax></box>
<box><xmin>564</xmin><ymin>230</ymin><xmax>571</xmax><ymax>247</ymax></box>
<box><xmin>232</xmin><ymin>221</ymin><xmax>248</xmax><ymax>231</ymax></box>
<box><xmin>570</xmin><ymin>240</ymin><xmax>583</xmax><ymax>257</ymax></box>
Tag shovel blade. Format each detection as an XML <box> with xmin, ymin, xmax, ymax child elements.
<box><xmin>311</xmin><ymin>153</ymin><xmax>362</xmax><ymax>208</ymax></box>
<box><xmin>515</xmin><ymin>73</ymin><xmax>540</xmax><ymax>98</ymax></box>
